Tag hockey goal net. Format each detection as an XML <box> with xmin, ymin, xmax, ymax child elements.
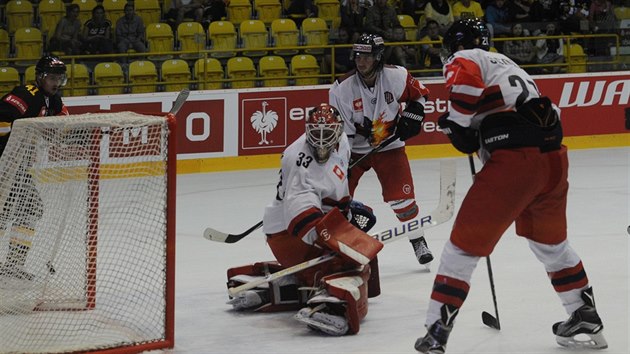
<box><xmin>0</xmin><ymin>112</ymin><xmax>176</xmax><ymax>353</ymax></box>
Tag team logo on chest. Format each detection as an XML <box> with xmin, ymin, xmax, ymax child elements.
<box><xmin>384</xmin><ymin>91</ymin><xmax>394</xmax><ymax>104</ymax></box>
<box><xmin>353</xmin><ymin>99</ymin><xmax>363</xmax><ymax>112</ymax></box>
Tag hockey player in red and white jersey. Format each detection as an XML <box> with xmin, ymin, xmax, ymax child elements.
<box><xmin>415</xmin><ymin>18</ymin><xmax>607</xmax><ymax>353</ymax></box>
<box><xmin>226</xmin><ymin>104</ymin><xmax>383</xmax><ymax>336</ymax></box>
<box><xmin>329</xmin><ymin>33</ymin><xmax>434</xmax><ymax>266</ymax></box>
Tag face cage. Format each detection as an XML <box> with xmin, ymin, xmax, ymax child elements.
<box><xmin>306</xmin><ymin>123</ymin><xmax>342</xmax><ymax>163</ymax></box>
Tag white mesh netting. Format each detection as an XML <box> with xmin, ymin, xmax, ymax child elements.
<box><xmin>0</xmin><ymin>112</ymin><xmax>174</xmax><ymax>353</ymax></box>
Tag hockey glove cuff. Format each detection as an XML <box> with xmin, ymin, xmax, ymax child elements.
<box><xmin>438</xmin><ymin>113</ymin><xmax>480</xmax><ymax>154</ymax></box>
<box><xmin>396</xmin><ymin>101</ymin><xmax>425</xmax><ymax>141</ymax></box>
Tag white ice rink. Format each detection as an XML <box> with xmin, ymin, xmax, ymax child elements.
<box><xmin>166</xmin><ymin>146</ymin><xmax>629</xmax><ymax>354</ymax></box>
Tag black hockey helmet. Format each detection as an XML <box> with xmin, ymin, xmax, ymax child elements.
<box><xmin>351</xmin><ymin>33</ymin><xmax>386</xmax><ymax>62</ymax></box>
<box><xmin>442</xmin><ymin>18</ymin><xmax>491</xmax><ymax>57</ymax></box>
<box><xmin>36</xmin><ymin>55</ymin><xmax>67</xmax><ymax>75</ymax></box>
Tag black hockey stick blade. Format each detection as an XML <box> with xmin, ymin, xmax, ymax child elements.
<box><xmin>203</xmin><ymin>220</ymin><xmax>263</xmax><ymax>243</ymax></box>
<box><xmin>169</xmin><ymin>88</ymin><xmax>190</xmax><ymax>115</ymax></box>
<box><xmin>482</xmin><ymin>311</ymin><xmax>501</xmax><ymax>330</ymax></box>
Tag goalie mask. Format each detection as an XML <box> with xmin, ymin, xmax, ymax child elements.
<box><xmin>441</xmin><ymin>18</ymin><xmax>491</xmax><ymax>63</ymax></box>
<box><xmin>351</xmin><ymin>33</ymin><xmax>386</xmax><ymax>81</ymax></box>
<box><xmin>306</xmin><ymin>104</ymin><xmax>343</xmax><ymax>164</ymax></box>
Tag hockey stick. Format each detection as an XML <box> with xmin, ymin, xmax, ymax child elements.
<box><xmin>203</xmin><ymin>134</ymin><xmax>401</xmax><ymax>243</ymax></box>
<box><xmin>169</xmin><ymin>88</ymin><xmax>190</xmax><ymax>115</ymax></box>
<box><xmin>468</xmin><ymin>155</ymin><xmax>501</xmax><ymax>330</ymax></box>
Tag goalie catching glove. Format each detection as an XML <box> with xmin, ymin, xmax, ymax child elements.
<box><xmin>396</xmin><ymin>101</ymin><xmax>425</xmax><ymax>141</ymax></box>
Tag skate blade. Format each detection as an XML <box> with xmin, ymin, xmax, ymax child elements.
<box><xmin>556</xmin><ymin>330</ymin><xmax>608</xmax><ymax>349</ymax></box>
<box><xmin>294</xmin><ymin>312</ymin><xmax>347</xmax><ymax>336</ymax></box>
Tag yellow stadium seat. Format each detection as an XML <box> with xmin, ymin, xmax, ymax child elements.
<box><xmin>73</xmin><ymin>0</ymin><xmax>98</xmax><ymax>25</ymax></box>
<box><xmin>102</xmin><ymin>0</ymin><xmax>127</xmax><ymax>29</ymax></box>
<box><xmin>129</xmin><ymin>60</ymin><xmax>158</xmax><ymax>93</ymax></box>
<box><xmin>64</xmin><ymin>63</ymin><xmax>90</xmax><ymax>96</ymax></box>
<box><xmin>0</xmin><ymin>30</ymin><xmax>9</xmax><ymax>65</ymax></box>
<box><xmin>240</xmin><ymin>20</ymin><xmax>269</xmax><ymax>57</ymax></box>
<box><xmin>291</xmin><ymin>54</ymin><xmax>320</xmax><ymax>86</ymax></box>
<box><xmin>161</xmin><ymin>59</ymin><xmax>191</xmax><ymax>92</ymax></box>
<box><xmin>194</xmin><ymin>58</ymin><xmax>224</xmax><ymax>90</ymax></box>
<box><xmin>6</xmin><ymin>0</ymin><xmax>34</xmax><ymax>34</ymax></box>
<box><xmin>208</xmin><ymin>20</ymin><xmax>237</xmax><ymax>58</ymax></box>
<box><xmin>146</xmin><ymin>23</ymin><xmax>175</xmax><ymax>60</ymax></box>
<box><xmin>315</xmin><ymin>0</ymin><xmax>340</xmax><ymax>28</ymax></box>
<box><xmin>227</xmin><ymin>57</ymin><xmax>257</xmax><ymax>89</ymax></box>
<box><xmin>14</xmin><ymin>27</ymin><xmax>42</xmax><ymax>66</ymax></box>
<box><xmin>0</xmin><ymin>67</ymin><xmax>20</xmax><ymax>96</ymax></box>
<box><xmin>254</xmin><ymin>0</ymin><xmax>282</xmax><ymax>25</ymax></box>
<box><xmin>301</xmin><ymin>17</ymin><xmax>329</xmax><ymax>55</ymax></box>
<box><xmin>93</xmin><ymin>62</ymin><xmax>125</xmax><ymax>95</ymax></box>
<box><xmin>258</xmin><ymin>55</ymin><xmax>288</xmax><ymax>87</ymax></box>
<box><xmin>38</xmin><ymin>0</ymin><xmax>65</xmax><ymax>36</ymax></box>
<box><xmin>177</xmin><ymin>21</ymin><xmax>207</xmax><ymax>59</ymax></box>
<box><xmin>271</xmin><ymin>18</ymin><xmax>299</xmax><ymax>56</ymax></box>
<box><xmin>24</xmin><ymin>65</ymin><xmax>36</xmax><ymax>84</ymax></box>
<box><xmin>135</xmin><ymin>0</ymin><xmax>162</xmax><ymax>27</ymax></box>
<box><xmin>397</xmin><ymin>14</ymin><xmax>417</xmax><ymax>41</ymax></box>
<box><xmin>227</xmin><ymin>0</ymin><xmax>252</xmax><ymax>25</ymax></box>
<box><xmin>565</xmin><ymin>43</ymin><xmax>587</xmax><ymax>73</ymax></box>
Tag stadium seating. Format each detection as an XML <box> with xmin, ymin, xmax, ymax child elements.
<box><xmin>227</xmin><ymin>57</ymin><xmax>257</xmax><ymax>89</ymax></box>
<box><xmin>24</xmin><ymin>65</ymin><xmax>36</xmax><ymax>84</ymax></box>
<box><xmin>129</xmin><ymin>60</ymin><xmax>159</xmax><ymax>93</ymax></box>
<box><xmin>240</xmin><ymin>20</ymin><xmax>269</xmax><ymax>57</ymax></box>
<box><xmin>397</xmin><ymin>14</ymin><xmax>417</xmax><ymax>41</ymax></box>
<box><xmin>73</xmin><ymin>0</ymin><xmax>98</xmax><ymax>25</ymax></box>
<box><xmin>254</xmin><ymin>0</ymin><xmax>282</xmax><ymax>25</ymax></box>
<box><xmin>135</xmin><ymin>0</ymin><xmax>162</xmax><ymax>28</ymax></box>
<box><xmin>64</xmin><ymin>63</ymin><xmax>90</xmax><ymax>96</ymax></box>
<box><xmin>102</xmin><ymin>0</ymin><xmax>127</xmax><ymax>29</ymax></box>
<box><xmin>93</xmin><ymin>62</ymin><xmax>126</xmax><ymax>95</ymax></box>
<box><xmin>565</xmin><ymin>43</ymin><xmax>587</xmax><ymax>73</ymax></box>
<box><xmin>178</xmin><ymin>21</ymin><xmax>207</xmax><ymax>58</ymax></box>
<box><xmin>208</xmin><ymin>20</ymin><xmax>237</xmax><ymax>58</ymax></box>
<box><xmin>146</xmin><ymin>23</ymin><xmax>175</xmax><ymax>60</ymax></box>
<box><xmin>194</xmin><ymin>58</ymin><xmax>224</xmax><ymax>90</ymax></box>
<box><xmin>301</xmin><ymin>17</ymin><xmax>329</xmax><ymax>55</ymax></box>
<box><xmin>291</xmin><ymin>54</ymin><xmax>320</xmax><ymax>86</ymax></box>
<box><xmin>315</xmin><ymin>0</ymin><xmax>340</xmax><ymax>28</ymax></box>
<box><xmin>270</xmin><ymin>18</ymin><xmax>299</xmax><ymax>56</ymax></box>
<box><xmin>0</xmin><ymin>67</ymin><xmax>20</xmax><ymax>96</ymax></box>
<box><xmin>6</xmin><ymin>0</ymin><xmax>34</xmax><ymax>34</ymax></box>
<box><xmin>0</xmin><ymin>30</ymin><xmax>9</xmax><ymax>65</ymax></box>
<box><xmin>162</xmin><ymin>59</ymin><xmax>191</xmax><ymax>92</ymax></box>
<box><xmin>258</xmin><ymin>55</ymin><xmax>288</xmax><ymax>87</ymax></box>
<box><xmin>227</xmin><ymin>0</ymin><xmax>252</xmax><ymax>25</ymax></box>
<box><xmin>38</xmin><ymin>0</ymin><xmax>66</xmax><ymax>36</ymax></box>
<box><xmin>14</xmin><ymin>27</ymin><xmax>42</xmax><ymax>66</ymax></box>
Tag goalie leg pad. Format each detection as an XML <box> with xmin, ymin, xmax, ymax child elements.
<box><xmin>321</xmin><ymin>266</ymin><xmax>372</xmax><ymax>334</ymax></box>
<box><xmin>316</xmin><ymin>208</ymin><xmax>383</xmax><ymax>267</ymax></box>
<box><xmin>227</xmin><ymin>262</ymin><xmax>305</xmax><ymax>312</ymax></box>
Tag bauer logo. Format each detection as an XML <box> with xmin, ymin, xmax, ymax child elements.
<box><xmin>371</xmin><ymin>217</ymin><xmax>432</xmax><ymax>243</ymax></box>
<box><xmin>241</xmin><ymin>98</ymin><xmax>287</xmax><ymax>150</ymax></box>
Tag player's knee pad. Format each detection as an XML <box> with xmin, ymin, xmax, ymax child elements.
<box><xmin>320</xmin><ymin>266</ymin><xmax>372</xmax><ymax>334</ymax></box>
<box><xmin>389</xmin><ymin>199</ymin><xmax>418</xmax><ymax>222</ymax></box>
<box><xmin>227</xmin><ymin>262</ymin><xmax>306</xmax><ymax>312</ymax></box>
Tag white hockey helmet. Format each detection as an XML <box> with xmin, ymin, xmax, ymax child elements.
<box><xmin>306</xmin><ymin>103</ymin><xmax>343</xmax><ymax>164</ymax></box>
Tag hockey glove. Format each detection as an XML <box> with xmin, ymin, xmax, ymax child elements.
<box><xmin>438</xmin><ymin>113</ymin><xmax>480</xmax><ymax>154</ymax></box>
<box><xmin>349</xmin><ymin>200</ymin><xmax>377</xmax><ymax>232</ymax></box>
<box><xmin>396</xmin><ymin>101</ymin><xmax>425</xmax><ymax>141</ymax></box>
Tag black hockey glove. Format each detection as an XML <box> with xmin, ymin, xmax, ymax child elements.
<box><xmin>438</xmin><ymin>113</ymin><xmax>480</xmax><ymax>154</ymax></box>
<box><xmin>349</xmin><ymin>200</ymin><xmax>377</xmax><ymax>232</ymax></box>
<box><xmin>396</xmin><ymin>101</ymin><xmax>425</xmax><ymax>141</ymax></box>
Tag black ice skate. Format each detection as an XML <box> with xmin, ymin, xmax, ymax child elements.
<box><xmin>410</xmin><ymin>236</ymin><xmax>434</xmax><ymax>265</ymax></box>
<box><xmin>415</xmin><ymin>304</ymin><xmax>458</xmax><ymax>354</ymax></box>
<box><xmin>553</xmin><ymin>287</ymin><xmax>607</xmax><ymax>349</ymax></box>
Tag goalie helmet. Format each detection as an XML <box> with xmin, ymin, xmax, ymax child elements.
<box><xmin>35</xmin><ymin>55</ymin><xmax>67</xmax><ymax>86</ymax></box>
<box><xmin>351</xmin><ymin>33</ymin><xmax>386</xmax><ymax>79</ymax></box>
<box><xmin>305</xmin><ymin>103</ymin><xmax>343</xmax><ymax>164</ymax></box>
<box><xmin>442</xmin><ymin>18</ymin><xmax>491</xmax><ymax>59</ymax></box>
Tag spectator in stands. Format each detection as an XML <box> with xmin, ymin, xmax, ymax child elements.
<box><xmin>535</xmin><ymin>22</ymin><xmax>565</xmax><ymax>73</ymax></box>
<box><xmin>48</xmin><ymin>4</ymin><xmax>82</xmax><ymax>55</ymax></box>
<box><xmin>529</xmin><ymin>0</ymin><xmax>560</xmax><ymax>22</ymax></box>
<box><xmin>82</xmin><ymin>5</ymin><xmax>114</xmax><ymax>55</ymax></box>
<box><xmin>423</xmin><ymin>0</ymin><xmax>455</xmax><ymax>35</ymax></box>
<box><xmin>485</xmin><ymin>0</ymin><xmax>513</xmax><ymax>36</ymax></box>
<box><xmin>589</xmin><ymin>0</ymin><xmax>615</xmax><ymax>54</ymax></box>
<box><xmin>504</xmin><ymin>23</ymin><xmax>537</xmax><ymax>66</ymax></box>
<box><xmin>202</xmin><ymin>0</ymin><xmax>227</xmax><ymax>29</ymax></box>
<box><xmin>386</xmin><ymin>25</ymin><xmax>418</xmax><ymax>67</ymax></box>
<box><xmin>512</xmin><ymin>0</ymin><xmax>532</xmax><ymax>21</ymax></box>
<box><xmin>341</xmin><ymin>0</ymin><xmax>369</xmax><ymax>42</ymax></box>
<box><xmin>165</xmin><ymin>0</ymin><xmax>204</xmax><ymax>31</ymax></box>
<box><xmin>364</xmin><ymin>0</ymin><xmax>401</xmax><ymax>40</ymax></box>
<box><xmin>418</xmin><ymin>19</ymin><xmax>443</xmax><ymax>75</ymax></box>
<box><xmin>322</xmin><ymin>26</ymin><xmax>355</xmax><ymax>74</ymax></box>
<box><xmin>563</xmin><ymin>0</ymin><xmax>592</xmax><ymax>33</ymax></box>
<box><xmin>286</xmin><ymin>0</ymin><xmax>317</xmax><ymax>27</ymax></box>
<box><xmin>452</xmin><ymin>0</ymin><xmax>485</xmax><ymax>21</ymax></box>
<box><xmin>116</xmin><ymin>3</ymin><xmax>147</xmax><ymax>54</ymax></box>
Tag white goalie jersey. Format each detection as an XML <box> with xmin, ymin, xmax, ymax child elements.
<box><xmin>263</xmin><ymin>133</ymin><xmax>352</xmax><ymax>244</ymax></box>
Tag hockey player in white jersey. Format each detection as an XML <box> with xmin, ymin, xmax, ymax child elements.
<box><xmin>329</xmin><ymin>33</ymin><xmax>434</xmax><ymax>266</ymax></box>
<box><xmin>226</xmin><ymin>104</ymin><xmax>384</xmax><ymax>336</ymax></box>
<box><xmin>414</xmin><ymin>18</ymin><xmax>607</xmax><ymax>353</ymax></box>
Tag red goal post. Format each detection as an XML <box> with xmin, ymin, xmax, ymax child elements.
<box><xmin>0</xmin><ymin>111</ymin><xmax>176</xmax><ymax>353</ymax></box>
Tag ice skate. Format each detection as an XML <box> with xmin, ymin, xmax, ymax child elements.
<box><xmin>295</xmin><ymin>303</ymin><xmax>349</xmax><ymax>336</ymax></box>
<box><xmin>410</xmin><ymin>236</ymin><xmax>433</xmax><ymax>267</ymax></box>
<box><xmin>553</xmin><ymin>287</ymin><xmax>607</xmax><ymax>349</ymax></box>
<box><xmin>226</xmin><ymin>289</ymin><xmax>269</xmax><ymax>310</ymax></box>
<box><xmin>415</xmin><ymin>305</ymin><xmax>458</xmax><ymax>353</ymax></box>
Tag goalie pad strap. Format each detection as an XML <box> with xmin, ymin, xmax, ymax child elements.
<box><xmin>315</xmin><ymin>208</ymin><xmax>383</xmax><ymax>266</ymax></box>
